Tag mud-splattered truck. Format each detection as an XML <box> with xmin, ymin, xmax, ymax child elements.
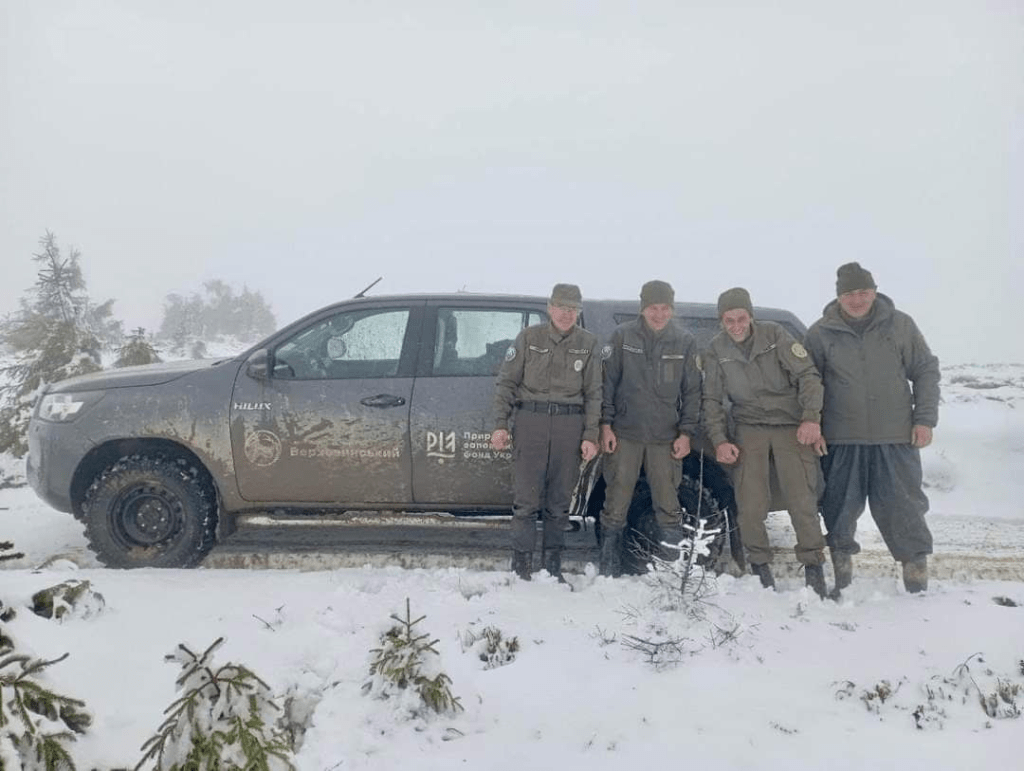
<box><xmin>27</xmin><ymin>292</ymin><xmax>805</xmax><ymax>569</ymax></box>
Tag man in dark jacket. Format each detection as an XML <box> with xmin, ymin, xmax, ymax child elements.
<box><xmin>702</xmin><ymin>287</ymin><xmax>829</xmax><ymax>597</ymax></box>
<box><xmin>597</xmin><ymin>280</ymin><xmax>701</xmax><ymax>576</ymax></box>
<box><xmin>804</xmin><ymin>263</ymin><xmax>940</xmax><ymax>594</ymax></box>
<box><xmin>491</xmin><ymin>283</ymin><xmax>601</xmax><ymax>581</ymax></box>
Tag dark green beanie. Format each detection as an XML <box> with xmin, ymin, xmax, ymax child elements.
<box><xmin>717</xmin><ymin>287</ymin><xmax>753</xmax><ymax>317</ymax></box>
<box><xmin>640</xmin><ymin>280</ymin><xmax>674</xmax><ymax>310</ymax></box>
<box><xmin>836</xmin><ymin>262</ymin><xmax>877</xmax><ymax>295</ymax></box>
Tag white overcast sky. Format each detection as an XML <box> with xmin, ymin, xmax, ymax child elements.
<box><xmin>1</xmin><ymin>1</ymin><xmax>1021</xmax><ymax>363</ymax></box>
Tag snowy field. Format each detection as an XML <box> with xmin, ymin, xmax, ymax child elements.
<box><xmin>1</xmin><ymin>364</ymin><xmax>1023</xmax><ymax>769</ymax></box>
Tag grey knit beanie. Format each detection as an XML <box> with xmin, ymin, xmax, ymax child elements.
<box><xmin>836</xmin><ymin>262</ymin><xmax>877</xmax><ymax>296</ymax></box>
<box><xmin>717</xmin><ymin>287</ymin><xmax>753</xmax><ymax>317</ymax></box>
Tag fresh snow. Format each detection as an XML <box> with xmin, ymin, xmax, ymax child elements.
<box><xmin>1</xmin><ymin>364</ymin><xmax>1022</xmax><ymax>769</ymax></box>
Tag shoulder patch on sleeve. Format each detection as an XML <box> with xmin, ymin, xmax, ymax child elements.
<box><xmin>505</xmin><ymin>346</ymin><xmax>517</xmax><ymax>362</ymax></box>
<box><xmin>791</xmin><ymin>342</ymin><xmax>808</xmax><ymax>359</ymax></box>
<box><xmin>600</xmin><ymin>344</ymin><xmax>613</xmax><ymax>361</ymax></box>
<box><xmin>694</xmin><ymin>353</ymin><xmax>703</xmax><ymax>372</ymax></box>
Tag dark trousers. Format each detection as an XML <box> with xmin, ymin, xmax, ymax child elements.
<box><xmin>510</xmin><ymin>410</ymin><xmax>583</xmax><ymax>553</ymax></box>
<box><xmin>821</xmin><ymin>443</ymin><xmax>932</xmax><ymax>562</ymax></box>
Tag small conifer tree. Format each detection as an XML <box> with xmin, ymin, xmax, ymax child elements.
<box><xmin>0</xmin><ymin>650</ymin><xmax>91</xmax><ymax>770</ymax></box>
<box><xmin>114</xmin><ymin>328</ymin><xmax>163</xmax><ymax>368</ymax></box>
<box><xmin>0</xmin><ymin>232</ymin><xmax>114</xmax><ymax>456</ymax></box>
<box><xmin>135</xmin><ymin>638</ymin><xmax>294</xmax><ymax>771</ymax></box>
<box><xmin>363</xmin><ymin>598</ymin><xmax>462</xmax><ymax>716</ymax></box>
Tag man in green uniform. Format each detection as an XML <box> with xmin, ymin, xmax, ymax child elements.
<box><xmin>491</xmin><ymin>283</ymin><xmax>601</xmax><ymax>581</ymax></box>
<box><xmin>805</xmin><ymin>263</ymin><xmax>940</xmax><ymax>594</ymax></box>
<box><xmin>598</xmin><ymin>280</ymin><xmax>701</xmax><ymax>577</ymax></box>
<box><xmin>702</xmin><ymin>287</ymin><xmax>829</xmax><ymax>597</ymax></box>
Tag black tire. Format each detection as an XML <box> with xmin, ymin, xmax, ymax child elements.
<box><xmin>82</xmin><ymin>455</ymin><xmax>215</xmax><ymax>568</ymax></box>
<box><xmin>619</xmin><ymin>473</ymin><xmax>733</xmax><ymax>576</ymax></box>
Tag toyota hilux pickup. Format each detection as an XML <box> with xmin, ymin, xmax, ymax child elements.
<box><xmin>27</xmin><ymin>292</ymin><xmax>806</xmax><ymax>569</ymax></box>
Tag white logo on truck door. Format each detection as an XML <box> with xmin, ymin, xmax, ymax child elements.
<box><xmin>426</xmin><ymin>430</ymin><xmax>457</xmax><ymax>459</ymax></box>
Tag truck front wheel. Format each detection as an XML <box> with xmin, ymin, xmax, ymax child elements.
<box><xmin>82</xmin><ymin>455</ymin><xmax>215</xmax><ymax>568</ymax></box>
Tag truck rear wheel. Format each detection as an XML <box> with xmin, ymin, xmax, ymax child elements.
<box><xmin>620</xmin><ymin>475</ymin><xmax>732</xmax><ymax>576</ymax></box>
<box><xmin>82</xmin><ymin>455</ymin><xmax>215</xmax><ymax>568</ymax></box>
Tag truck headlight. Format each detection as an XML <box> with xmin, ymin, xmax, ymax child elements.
<box><xmin>37</xmin><ymin>391</ymin><xmax>104</xmax><ymax>422</ymax></box>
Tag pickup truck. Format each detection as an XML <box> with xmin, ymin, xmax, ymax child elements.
<box><xmin>27</xmin><ymin>292</ymin><xmax>806</xmax><ymax>570</ymax></box>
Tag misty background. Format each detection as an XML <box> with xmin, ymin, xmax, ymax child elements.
<box><xmin>2</xmin><ymin>1</ymin><xmax>1021</xmax><ymax>363</ymax></box>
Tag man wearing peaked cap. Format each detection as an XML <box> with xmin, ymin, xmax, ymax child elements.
<box><xmin>804</xmin><ymin>263</ymin><xmax>940</xmax><ymax>596</ymax></box>
<box><xmin>491</xmin><ymin>283</ymin><xmax>601</xmax><ymax>582</ymax></box>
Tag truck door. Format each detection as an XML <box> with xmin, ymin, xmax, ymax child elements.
<box><xmin>410</xmin><ymin>304</ymin><xmax>546</xmax><ymax>508</ymax></box>
<box><xmin>230</xmin><ymin>303</ymin><xmax>421</xmax><ymax>504</ymax></box>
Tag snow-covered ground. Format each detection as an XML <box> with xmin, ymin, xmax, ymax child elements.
<box><xmin>1</xmin><ymin>364</ymin><xmax>1022</xmax><ymax>769</ymax></box>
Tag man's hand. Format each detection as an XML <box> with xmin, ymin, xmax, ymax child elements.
<box><xmin>671</xmin><ymin>434</ymin><xmax>691</xmax><ymax>460</ymax></box>
<box><xmin>912</xmin><ymin>425</ymin><xmax>933</xmax><ymax>448</ymax></box>
<box><xmin>796</xmin><ymin>421</ymin><xmax>821</xmax><ymax>446</ymax></box>
<box><xmin>581</xmin><ymin>439</ymin><xmax>598</xmax><ymax>461</ymax></box>
<box><xmin>715</xmin><ymin>442</ymin><xmax>740</xmax><ymax>464</ymax></box>
<box><xmin>490</xmin><ymin>429</ymin><xmax>510</xmax><ymax>451</ymax></box>
<box><xmin>812</xmin><ymin>436</ymin><xmax>828</xmax><ymax>457</ymax></box>
<box><xmin>600</xmin><ymin>424</ymin><xmax>617</xmax><ymax>454</ymax></box>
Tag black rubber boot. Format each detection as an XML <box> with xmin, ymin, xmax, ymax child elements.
<box><xmin>542</xmin><ymin>548</ymin><xmax>566</xmax><ymax>583</ymax></box>
<box><xmin>751</xmin><ymin>562</ymin><xmax>775</xmax><ymax>590</ymax></box>
<box><xmin>902</xmin><ymin>556</ymin><xmax>928</xmax><ymax>593</ymax></box>
<box><xmin>599</xmin><ymin>528</ymin><xmax>623</xmax><ymax>578</ymax></box>
<box><xmin>831</xmin><ymin>550</ymin><xmax>853</xmax><ymax>593</ymax></box>
<box><xmin>511</xmin><ymin>550</ymin><xmax>532</xmax><ymax>581</ymax></box>
<box><xmin>805</xmin><ymin>563</ymin><xmax>828</xmax><ymax>599</ymax></box>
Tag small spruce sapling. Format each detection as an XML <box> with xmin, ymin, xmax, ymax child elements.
<box><xmin>0</xmin><ymin>650</ymin><xmax>91</xmax><ymax>770</ymax></box>
<box><xmin>364</xmin><ymin>598</ymin><xmax>463</xmax><ymax>716</ymax></box>
<box><xmin>134</xmin><ymin>637</ymin><xmax>295</xmax><ymax>771</ymax></box>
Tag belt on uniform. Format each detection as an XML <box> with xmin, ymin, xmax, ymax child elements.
<box><xmin>517</xmin><ymin>401</ymin><xmax>583</xmax><ymax>415</ymax></box>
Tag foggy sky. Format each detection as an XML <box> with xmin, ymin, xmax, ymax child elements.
<box><xmin>2</xmin><ymin>1</ymin><xmax>1021</xmax><ymax>364</ymax></box>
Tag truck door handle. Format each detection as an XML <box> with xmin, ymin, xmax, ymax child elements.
<box><xmin>360</xmin><ymin>394</ymin><xmax>407</xmax><ymax>408</ymax></box>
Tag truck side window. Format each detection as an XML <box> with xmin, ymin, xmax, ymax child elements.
<box><xmin>274</xmin><ymin>308</ymin><xmax>411</xmax><ymax>380</ymax></box>
<box><xmin>432</xmin><ymin>309</ymin><xmax>545</xmax><ymax>376</ymax></box>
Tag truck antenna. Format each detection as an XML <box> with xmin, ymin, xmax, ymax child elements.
<box><xmin>354</xmin><ymin>277</ymin><xmax>383</xmax><ymax>298</ymax></box>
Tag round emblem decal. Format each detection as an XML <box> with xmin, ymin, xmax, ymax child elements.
<box><xmin>574</xmin><ymin>359</ymin><xmax>583</xmax><ymax>372</ymax></box>
<box><xmin>245</xmin><ymin>429</ymin><xmax>282</xmax><ymax>467</ymax></box>
<box><xmin>504</xmin><ymin>346</ymin><xmax>517</xmax><ymax>362</ymax></box>
<box><xmin>791</xmin><ymin>342</ymin><xmax>809</xmax><ymax>359</ymax></box>
<box><xmin>600</xmin><ymin>344</ymin><xmax>613</xmax><ymax>361</ymax></box>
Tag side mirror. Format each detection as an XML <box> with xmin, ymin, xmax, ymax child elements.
<box><xmin>246</xmin><ymin>349</ymin><xmax>270</xmax><ymax>380</ymax></box>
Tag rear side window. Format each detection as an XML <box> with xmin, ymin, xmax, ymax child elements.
<box><xmin>432</xmin><ymin>308</ymin><xmax>545</xmax><ymax>376</ymax></box>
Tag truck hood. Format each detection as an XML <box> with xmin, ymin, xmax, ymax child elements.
<box><xmin>47</xmin><ymin>358</ymin><xmax>236</xmax><ymax>393</ymax></box>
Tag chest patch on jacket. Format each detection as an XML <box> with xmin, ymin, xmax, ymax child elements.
<box><xmin>568</xmin><ymin>348</ymin><xmax>590</xmax><ymax>355</ymax></box>
<box><xmin>661</xmin><ymin>354</ymin><xmax>686</xmax><ymax>360</ymax></box>
<box><xmin>528</xmin><ymin>345</ymin><xmax>549</xmax><ymax>354</ymax></box>
<box><xmin>623</xmin><ymin>344</ymin><xmax>644</xmax><ymax>354</ymax></box>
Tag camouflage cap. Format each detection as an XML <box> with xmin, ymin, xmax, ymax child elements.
<box><xmin>836</xmin><ymin>262</ymin><xmax>877</xmax><ymax>296</ymax></box>
<box><xmin>549</xmin><ymin>283</ymin><xmax>583</xmax><ymax>309</ymax></box>
<box><xmin>717</xmin><ymin>287</ymin><xmax>753</xmax><ymax>317</ymax></box>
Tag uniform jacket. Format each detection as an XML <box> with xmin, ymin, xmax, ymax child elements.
<box><xmin>702</xmin><ymin>320</ymin><xmax>823</xmax><ymax>448</ymax></box>
<box><xmin>600</xmin><ymin>317</ymin><xmax>701</xmax><ymax>444</ymax></box>
<box><xmin>492</xmin><ymin>322</ymin><xmax>602</xmax><ymax>444</ymax></box>
<box><xmin>804</xmin><ymin>293</ymin><xmax>940</xmax><ymax>445</ymax></box>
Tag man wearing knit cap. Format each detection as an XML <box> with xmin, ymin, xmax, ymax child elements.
<box><xmin>492</xmin><ymin>283</ymin><xmax>602</xmax><ymax>581</ymax></box>
<box><xmin>805</xmin><ymin>263</ymin><xmax>940</xmax><ymax>595</ymax></box>
<box><xmin>702</xmin><ymin>287</ymin><xmax>829</xmax><ymax>597</ymax></box>
<box><xmin>597</xmin><ymin>279</ymin><xmax>701</xmax><ymax>576</ymax></box>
